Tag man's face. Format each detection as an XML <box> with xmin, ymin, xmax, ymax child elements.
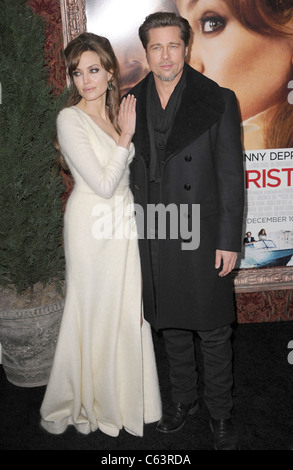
<box><xmin>146</xmin><ymin>26</ymin><xmax>187</xmax><ymax>83</ymax></box>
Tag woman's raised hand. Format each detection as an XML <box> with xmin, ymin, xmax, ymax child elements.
<box><xmin>118</xmin><ymin>95</ymin><xmax>136</xmax><ymax>149</ymax></box>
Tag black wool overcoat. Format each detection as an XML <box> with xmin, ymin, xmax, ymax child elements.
<box><xmin>129</xmin><ymin>64</ymin><xmax>244</xmax><ymax>331</ymax></box>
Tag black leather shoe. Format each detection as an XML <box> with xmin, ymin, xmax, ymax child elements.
<box><xmin>156</xmin><ymin>400</ymin><xmax>199</xmax><ymax>433</ymax></box>
<box><xmin>209</xmin><ymin>418</ymin><xmax>239</xmax><ymax>450</ymax></box>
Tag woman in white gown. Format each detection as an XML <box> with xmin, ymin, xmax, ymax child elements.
<box><xmin>40</xmin><ymin>33</ymin><xmax>161</xmax><ymax>437</ymax></box>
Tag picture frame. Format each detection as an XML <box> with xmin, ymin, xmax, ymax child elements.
<box><xmin>59</xmin><ymin>0</ymin><xmax>293</xmax><ymax>294</ymax></box>
<box><xmin>60</xmin><ymin>0</ymin><xmax>87</xmax><ymax>50</ymax></box>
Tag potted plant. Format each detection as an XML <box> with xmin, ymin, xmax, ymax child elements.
<box><xmin>0</xmin><ymin>0</ymin><xmax>66</xmax><ymax>387</ymax></box>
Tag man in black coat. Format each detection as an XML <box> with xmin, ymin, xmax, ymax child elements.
<box><xmin>243</xmin><ymin>232</ymin><xmax>255</xmax><ymax>245</ymax></box>
<box><xmin>128</xmin><ymin>12</ymin><xmax>244</xmax><ymax>450</ymax></box>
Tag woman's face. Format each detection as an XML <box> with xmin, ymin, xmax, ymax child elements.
<box><xmin>176</xmin><ymin>0</ymin><xmax>293</xmax><ymax>121</ymax></box>
<box><xmin>72</xmin><ymin>51</ymin><xmax>112</xmax><ymax>104</ymax></box>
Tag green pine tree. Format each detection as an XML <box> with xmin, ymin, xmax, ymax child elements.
<box><xmin>0</xmin><ymin>0</ymin><xmax>65</xmax><ymax>293</ymax></box>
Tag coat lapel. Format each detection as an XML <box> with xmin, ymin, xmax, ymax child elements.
<box><xmin>166</xmin><ymin>64</ymin><xmax>225</xmax><ymax>155</ymax></box>
<box><xmin>132</xmin><ymin>64</ymin><xmax>225</xmax><ymax>160</ymax></box>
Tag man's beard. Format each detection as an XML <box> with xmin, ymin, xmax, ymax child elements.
<box><xmin>156</xmin><ymin>65</ymin><xmax>184</xmax><ymax>82</ymax></box>
<box><xmin>157</xmin><ymin>73</ymin><xmax>177</xmax><ymax>82</ymax></box>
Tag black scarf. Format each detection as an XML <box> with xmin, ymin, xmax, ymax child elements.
<box><xmin>147</xmin><ymin>66</ymin><xmax>186</xmax><ymax>183</ymax></box>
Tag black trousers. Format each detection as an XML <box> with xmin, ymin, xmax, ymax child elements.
<box><xmin>162</xmin><ymin>325</ymin><xmax>233</xmax><ymax>420</ymax></box>
<box><xmin>150</xmin><ymin>238</ymin><xmax>233</xmax><ymax>420</ymax></box>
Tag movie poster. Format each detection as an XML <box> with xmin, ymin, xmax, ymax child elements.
<box><xmin>85</xmin><ymin>0</ymin><xmax>293</xmax><ymax>269</ymax></box>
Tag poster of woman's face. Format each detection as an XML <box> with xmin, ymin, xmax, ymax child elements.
<box><xmin>175</xmin><ymin>0</ymin><xmax>293</xmax><ymax>151</ymax></box>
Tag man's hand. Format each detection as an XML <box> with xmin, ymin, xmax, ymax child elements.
<box><xmin>215</xmin><ymin>250</ymin><xmax>237</xmax><ymax>277</ymax></box>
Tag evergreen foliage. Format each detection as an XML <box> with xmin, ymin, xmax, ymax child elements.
<box><xmin>0</xmin><ymin>0</ymin><xmax>65</xmax><ymax>293</ymax></box>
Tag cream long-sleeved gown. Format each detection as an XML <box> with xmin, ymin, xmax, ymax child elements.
<box><xmin>40</xmin><ymin>107</ymin><xmax>162</xmax><ymax>437</ymax></box>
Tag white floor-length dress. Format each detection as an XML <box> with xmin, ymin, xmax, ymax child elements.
<box><xmin>40</xmin><ymin>106</ymin><xmax>162</xmax><ymax>437</ymax></box>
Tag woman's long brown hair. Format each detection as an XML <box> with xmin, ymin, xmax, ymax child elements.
<box><xmin>57</xmin><ymin>33</ymin><xmax>121</xmax><ymax>169</ymax></box>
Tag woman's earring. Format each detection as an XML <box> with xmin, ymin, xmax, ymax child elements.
<box><xmin>107</xmin><ymin>81</ymin><xmax>113</xmax><ymax>91</ymax></box>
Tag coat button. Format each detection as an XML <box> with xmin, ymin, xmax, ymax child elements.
<box><xmin>135</xmin><ymin>184</ymin><xmax>141</xmax><ymax>190</ymax></box>
<box><xmin>184</xmin><ymin>155</ymin><xmax>192</xmax><ymax>162</ymax></box>
<box><xmin>184</xmin><ymin>184</ymin><xmax>191</xmax><ymax>190</ymax></box>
